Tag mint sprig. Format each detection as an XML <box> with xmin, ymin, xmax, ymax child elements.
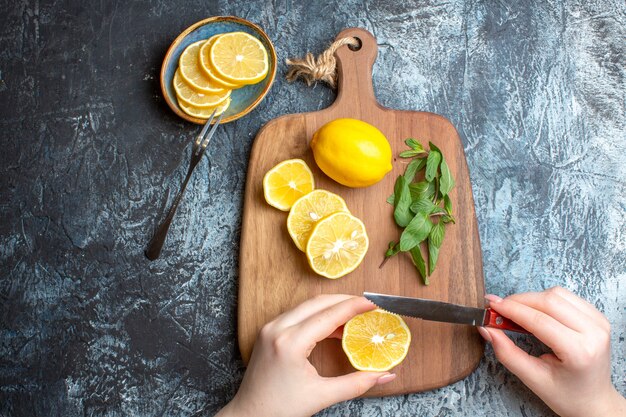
<box><xmin>382</xmin><ymin>139</ymin><xmax>456</xmax><ymax>285</ymax></box>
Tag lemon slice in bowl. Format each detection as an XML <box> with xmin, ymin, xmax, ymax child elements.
<box><xmin>305</xmin><ymin>212</ymin><xmax>368</xmax><ymax>279</ymax></box>
<box><xmin>342</xmin><ymin>309</ymin><xmax>411</xmax><ymax>372</ymax></box>
<box><xmin>287</xmin><ymin>190</ymin><xmax>349</xmax><ymax>252</ymax></box>
<box><xmin>173</xmin><ymin>69</ymin><xmax>230</xmax><ymax>108</ymax></box>
<box><xmin>263</xmin><ymin>159</ymin><xmax>315</xmax><ymax>211</ymax></box>
<box><xmin>199</xmin><ymin>35</ymin><xmax>242</xmax><ymax>89</ymax></box>
<box><xmin>209</xmin><ymin>31</ymin><xmax>269</xmax><ymax>85</ymax></box>
<box><xmin>178</xmin><ymin>97</ymin><xmax>231</xmax><ymax>119</ymax></box>
<box><xmin>178</xmin><ymin>40</ymin><xmax>227</xmax><ymax>93</ymax></box>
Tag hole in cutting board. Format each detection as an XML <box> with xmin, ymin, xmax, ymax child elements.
<box><xmin>348</xmin><ymin>37</ymin><xmax>362</xmax><ymax>51</ymax></box>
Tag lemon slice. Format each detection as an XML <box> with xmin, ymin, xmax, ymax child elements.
<box><xmin>174</xmin><ymin>69</ymin><xmax>230</xmax><ymax>108</ymax></box>
<box><xmin>263</xmin><ymin>159</ymin><xmax>315</xmax><ymax>211</ymax></box>
<box><xmin>199</xmin><ymin>35</ymin><xmax>242</xmax><ymax>89</ymax></box>
<box><xmin>179</xmin><ymin>40</ymin><xmax>227</xmax><ymax>93</ymax></box>
<box><xmin>209</xmin><ymin>31</ymin><xmax>269</xmax><ymax>85</ymax></box>
<box><xmin>342</xmin><ymin>309</ymin><xmax>411</xmax><ymax>372</ymax></box>
<box><xmin>178</xmin><ymin>97</ymin><xmax>231</xmax><ymax>119</ymax></box>
<box><xmin>287</xmin><ymin>190</ymin><xmax>349</xmax><ymax>251</ymax></box>
<box><xmin>305</xmin><ymin>212</ymin><xmax>368</xmax><ymax>279</ymax></box>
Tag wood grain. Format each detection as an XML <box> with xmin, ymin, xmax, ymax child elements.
<box><xmin>239</xmin><ymin>27</ymin><xmax>485</xmax><ymax>396</ymax></box>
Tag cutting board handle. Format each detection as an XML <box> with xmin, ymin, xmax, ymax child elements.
<box><xmin>333</xmin><ymin>28</ymin><xmax>379</xmax><ymax>110</ymax></box>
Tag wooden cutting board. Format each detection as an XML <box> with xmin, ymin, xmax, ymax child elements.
<box><xmin>239</xmin><ymin>28</ymin><xmax>485</xmax><ymax>397</ymax></box>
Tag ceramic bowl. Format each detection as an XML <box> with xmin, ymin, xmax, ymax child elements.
<box><xmin>160</xmin><ymin>16</ymin><xmax>277</xmax><ymax>125</ymax></box>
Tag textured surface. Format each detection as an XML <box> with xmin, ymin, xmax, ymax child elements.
<box><xmin>0</xmin><ymin>1</ymin><xmax>624</xmax><ymax>416</ymax></box>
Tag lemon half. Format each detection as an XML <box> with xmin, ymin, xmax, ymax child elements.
<box><xmin>342</xmin><ymin>309</ymin><xmax>411</xmax><ymax>371</ymax></box>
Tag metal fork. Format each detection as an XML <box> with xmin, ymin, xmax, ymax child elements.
<box><xmin>145</xmin><ymin>109</ymin><xmax>225</xmax><ymax>260</ymax></box>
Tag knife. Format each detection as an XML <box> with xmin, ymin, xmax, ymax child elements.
<box><xmin>364</xmin><ymin>292</ymin><xmax>529</xmax><ymax>334</ymax></box>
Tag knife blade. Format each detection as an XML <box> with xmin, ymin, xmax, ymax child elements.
<box><xmin>364</xmin><ymin>292</ymin><xmax>529</xmax><ymax>334</ymax></box>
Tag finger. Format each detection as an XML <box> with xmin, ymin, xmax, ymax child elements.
<box><xmin>480</xmin><ymin>327</ymin><xmax>551</xmax><ymax>393</ymax></box>
<box><xmin>485</xmin><ymin>295</ymin><xmax>576</xmax><ymax>355</ymax></box>
<box><xmin>543</xmin><ymin>287</ymin><xmax>610</xmax><ymax>331</ymax></box>
<box><xmin>328</xmin><ymin>325</ymin><xmax>344</xmax><ymax>340</ymax></box>
<box><xmin>505</xmin><ymin>290</ymin><xmax>592</xmax><ymax>333</ymax></box>
<box><xmin>318</xmin><ymin>371</ymin><xmax>394</xmax><ymax>406</ymax></box>
<box><xmin>539</xmin><ymin>352</ymin><xmax>561</xmax><ymax>367</ymax></box>
<box><xmin>272</xmin><ymin>294</ymin><xmax>354</xmax><ymax>330</ymax></box>
<box><xmin>291</xmin><ymin>297</ymin><xmax>375</xmax><ymax>347</ymax></box>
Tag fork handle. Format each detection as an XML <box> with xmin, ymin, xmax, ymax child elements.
<box><xmin>145</xmin><ymin>163</ymin><xmax>196</xmax><ymax>260</ymax></box>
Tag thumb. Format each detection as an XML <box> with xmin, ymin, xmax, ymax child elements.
<box><xmin>319</xmin><ymin>371</ymin><xmax>396</xmax><ymax>407</ymax></box>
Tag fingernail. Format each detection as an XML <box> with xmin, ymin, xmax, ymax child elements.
<box><xmin>376</xmin><ymin>373</ymin><xmax>396</xmax><ymax>385</ymax></box>
<box><xmin>477</xmin><ymin>326</ymin><xmax>492</xmax><ymax>343</ymax></box>
<box><xmin>484</xmin><ymin>294</ymin><xmax>502</xmax><ymax>303</ymax></box>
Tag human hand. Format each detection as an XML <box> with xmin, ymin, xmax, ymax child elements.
<box><xmin>216</xmin><ymin>295</ymin><xmax>396</xmax><ymax>417</ymax></box>
<box><xmin>478</xmin><ymin>286</ymin><xmax>625</xmax><ymax>417</ymax></box>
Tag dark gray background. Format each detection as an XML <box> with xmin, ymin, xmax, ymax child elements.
<box><xmin>1</xmin><ymin>1</ymin><xmax>624</xmax><ymax>416</ymax></box>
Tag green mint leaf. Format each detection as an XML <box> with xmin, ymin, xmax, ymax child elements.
<box><xmin>399</xmin><ymin>150</ymin><xmax>421</xmax><ymax>158</ymax></box>
<box><xmin>444</xmin><ymin>195</ymin><xmax>453</xmax><ymax>215</ymax></box>
<box><xmin>442</xmin><ymin>214</ymin><xmax>456</xmax><ymax>224</ymax></box>
<box><xmin>429</xmin><ymin>222</ymin><xmax>445</xmax><ymax>248</ymax></box>
<box><xmin>410</xmin><ymin>198</ymin><xmax>437</xmax><ymax>214</ymax></box>
<box><xmin>425</xmin><ymin>149</ymin><xmax>441</xmax><ymax>182</ymax></box>
<box><xmin>404</xmin><ymin>158</ymin><xmax>425</xmax><ymax>183</ymax></box>
<box><xmin>439</xmin><ymin>158</ymin><xmax>455</xmax><ymax>196</ymax></box>
<box><xmin>385</xmin><ymin>241</ymin><xmax>401</xmax><ymax>257</ymax></box>
<box><xmin>405</xmin><ymin>138</ymin><xmax>425</xmax><ymax>152</ymax></box>
<box><xmin>385</xmin><ymin>139</ymin><xmax>453</xmax><ymax>286</ymax></box>
<box><xmin>428</xmin><ymin>141</ymin><xmax>442</xmax><ymax>153</ymax></box>
<box><xmin>428</xmin><ymin>239</ymin><xmax>440</xmax><ymax>273</ymax></box>
<box><xmin>393</xmin><ymin>176</ymin><xmax>413</xmax><ymax>227</ymax></box>
<box><xmin>409</xmin><ymin>245</ymin><xmax>429</xmax><ymax>285</ymax></box>
<box><xmin>409</xmin><ymin>181</ymin><xmax>435</xmax><ymax>201</ymax></box>
<box><xmin>399</xmin><ymin>212</ymin><xmax>433</xmax><ymax>251</ymax></box>
<box><xmin>416</xmin><ymin>157</ymin><xmax>427</xmax><ymax>171</ymax></box>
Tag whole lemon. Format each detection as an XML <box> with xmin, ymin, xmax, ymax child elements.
<box><xmin>311</xmin><ymin>118</ymin><xmax>392</xmax><ymax>188</ymax></box>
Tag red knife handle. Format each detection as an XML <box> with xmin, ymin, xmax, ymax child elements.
<box><xmin>484</xmin><ymin>308</ymin><xmax>530</xmax><ymax>334</ymax></box>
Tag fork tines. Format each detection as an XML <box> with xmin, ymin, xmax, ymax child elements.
<box><xmin>194</xmin><ymin>109</ymin><xmax>224</xmax><ymax>155</ymax></box>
